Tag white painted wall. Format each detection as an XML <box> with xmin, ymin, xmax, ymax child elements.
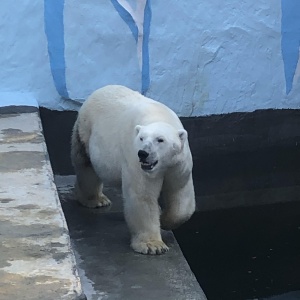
<box><xmin>0</xmin><ymin>0</ymin><xmax>299</xmax><ymax>116</ymax></box>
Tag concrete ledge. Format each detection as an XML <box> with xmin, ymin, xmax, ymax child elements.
<box><xmin>0</xmin><ymin>112</ymin><xmax>85</xmax><ymax>299</ymax></box>
<box><xmin>55</xmin><ymin>175</ymin><xmax>207</xmax><ymax>300</ymax></box>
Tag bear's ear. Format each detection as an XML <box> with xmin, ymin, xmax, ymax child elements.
<box><xmin>135</xmin><ymin>125</ymin><xmax>143</xmax><ymax>136</ymax></box>
<box><xmin>178</xmin><ymin>129</ymin><xmax>187</xmax><ymax>144</ymax></box>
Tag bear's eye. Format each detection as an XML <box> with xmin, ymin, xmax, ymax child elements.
<box><xmin>140</xmin><ymin>137</ymin><xmax>143</xmax><ymax>141</ymax></box>
<box><xmin>157</xmin><ymin>138</ymin><xmax>164</xmax><ymax>143</ymax></box>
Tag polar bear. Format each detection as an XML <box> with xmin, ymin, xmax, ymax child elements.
<box><xmin>71</xmin><ymin>85</ymin><xmax>195</xmax><ymax>255</ymax></box>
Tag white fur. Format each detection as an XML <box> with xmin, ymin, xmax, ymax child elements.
<box><xmin>71</xmin><ymin>85</ymin><xmax>195</xmax><ymax>255</ymax></box>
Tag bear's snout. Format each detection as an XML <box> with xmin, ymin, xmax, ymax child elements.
<box><xmin>138</xmin><ymin>150</ymin><xmax>149</xmax><ymax>160</ymax></box>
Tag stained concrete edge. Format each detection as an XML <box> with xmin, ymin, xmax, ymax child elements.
<box><xmin>0</xmin><ymin>105</ymin><xmax>39</xmax><ymax>114</ymax></box>
<box><xmin>0</xmin><ymin>111</ymin><xmax>85</xmax><ymax>299</ymax></box>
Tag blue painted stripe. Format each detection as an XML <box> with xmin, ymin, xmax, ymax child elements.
<box><xmin>281</xmin><ymin>0</ymin><xmax>300</xmax><ymax>95</ymax></box>
<box><xmin>110</xmin><ymin>0</ymin><xmax>138</xmax><ymax>42</ymax></box>
<box><xmin>141</xmin><ymin>0</ymin><xmax>151</xmax><ymax>95</ymax></box>
<box><xmin>111</xmin><ymin>0</ymin><xmax>151</xmax><ymax>94</ymax></box>
<box><xmin>44</xmin><ymin>0</ymin><xmax>69</xmax><ymax>98</ymax></box>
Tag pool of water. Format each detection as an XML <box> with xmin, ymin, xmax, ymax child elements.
<box><xmin>174</xmin><ymin>201</ymin><xmax>300</xmax><ymax>300</ymax></box>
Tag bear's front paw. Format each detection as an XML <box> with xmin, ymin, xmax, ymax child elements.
<box><xmin>96</xmin><ymin>194</ymin><xmax>112</xmax><ymax>207</ymax></box>
<box><xmin>131</xmin><ymin>240</ymin><xmax>169</xmax><ymax>255</ymax></box>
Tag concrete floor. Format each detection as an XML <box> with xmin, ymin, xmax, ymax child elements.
<box><xmin>55</xmin><ymin>175</ymin><xmax>207</xmax><ymax>300</ymax></box>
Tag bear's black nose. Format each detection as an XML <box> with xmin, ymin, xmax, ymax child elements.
<box><xmin>138</xmin><ymin>150</ymin><xmax>149</xmax><ymax>159</ymax></box>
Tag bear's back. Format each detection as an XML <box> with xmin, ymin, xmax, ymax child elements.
<box><xmin>78</xmin><ymin>85</ymin><xmax>183</xmax><ymax>134</ymax></box>
<box><xmin>80</xmin><ymin>85</ymin><xmax>147</xmax><ymax>119</ymax></box>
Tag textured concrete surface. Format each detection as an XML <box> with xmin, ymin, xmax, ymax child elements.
<box><xmin>0</xmin><ymin>112</ymin><xmax>84</xmax><ymax>299</ymax></box>
<box><xmin>55</xmin><ymin>175</ymin><xmax>207</xmax><ymax>300</ymax></box>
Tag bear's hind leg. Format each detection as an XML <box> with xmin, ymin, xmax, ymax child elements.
<box><xmin>160</xmin><ymin>175</ymin><xmax>195</xmax><ymax>230</ymax></box>
<box><xmin>71</xmin><ymin>123</ymin><xmax>111</xmax><ymax>208</ymax></box>
<box><xmin>74</xmin><ymin>167</ymin><xmax>111</xmax><ymax>208</ymax></box>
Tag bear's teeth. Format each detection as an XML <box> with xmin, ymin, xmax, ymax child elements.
<box><xmin>141</xmin><ymin>160</ymin><xmax>157</xmax><ymax>171</ymax></box>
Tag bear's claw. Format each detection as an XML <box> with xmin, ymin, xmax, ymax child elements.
<box><xmin>96</xmin><ymin>194</ymin><xmax>111</xmax><ymax>207</ymax></box>
<box><xmin>132</xmin><ymin>240</ymin><xmax>169</xmax><ymax>255</ymax></box>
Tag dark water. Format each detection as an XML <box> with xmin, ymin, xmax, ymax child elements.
<box><xmin>174</xmin><ymin>201</ymin><xmax>300</xmax><ymax>300</ymax></box>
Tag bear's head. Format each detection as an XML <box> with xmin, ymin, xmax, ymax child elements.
<box><xmin>134</xmin><ymin>122</ymin><xmax>187</xmax><ymax>173</ymax></box>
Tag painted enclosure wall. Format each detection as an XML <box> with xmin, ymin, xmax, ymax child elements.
<box><xmin>0</xmin><ymin>0</ymin><xmax>299</xmax><ymax>116</ymax></box>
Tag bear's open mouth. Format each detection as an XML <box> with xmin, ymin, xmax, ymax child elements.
<box><xmin>140</xmin><ymin>160</ymin><xmax>158</xmax><ymax>171</ymax></box>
